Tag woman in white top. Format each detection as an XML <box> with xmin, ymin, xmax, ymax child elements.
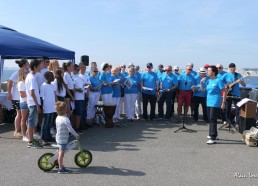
<box><xmin>17</xmin><ymin>68</ymin><xmax>29</xmax><ymax>141</ymax></box>
<box><xmin>48</xmin><ymin>59</ymin><xmax>59</xmax><ymax>76</ymax></box>
<box><xmin>53</xmin><ymin>68</ymin><xmax>66</xmax><ymax>102</ymax></box>
<box><xmin>8</xmin><ymin>59</ymin><xmax>30</xmax><ymax>138</ymax></box>
<box><xmin>63</xmin><ymin>62</ymin><xmax>75</xmax><ymax>117</ymax></box>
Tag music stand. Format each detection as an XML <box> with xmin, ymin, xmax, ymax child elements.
<box><xmin>174</xmin><ymin>113</ymin><xmax>196</xmax><ymax>133</ymax></box>
<box><xmin>219</xmin><ymin>96</ymin><xmax>239</xmax><ymax>132</ymax></box>
<box><xmin>174</xmin><ymin>80</ymin><xmax>196</xmax><ymax>133</ymax></box>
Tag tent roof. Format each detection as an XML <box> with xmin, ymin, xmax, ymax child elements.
<box><xmin>0</xmin><ymin>25</ymin><xmax>75</xmax><ymax>60</ymax></box>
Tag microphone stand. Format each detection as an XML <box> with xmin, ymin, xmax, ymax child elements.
<box><xmin>174</xmin><ymin>80</ymin><xmax>196</xmax><ymax>133</ymax></box>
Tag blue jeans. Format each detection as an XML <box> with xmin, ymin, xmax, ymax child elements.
<box><xmin>28</xmin><ymin>106</ymin><xmax>38</xmax><ymax>127</ymax></box>
<box><xmin>41</xmin><ymin>112</ymin><xmax>54</xmax><ymax>140</ymax></box>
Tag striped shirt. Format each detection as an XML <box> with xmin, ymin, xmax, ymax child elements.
<box><xmin>55</xmin><ymin>115</ymin><xmax>78</xmax><ymax>144</ymax></box>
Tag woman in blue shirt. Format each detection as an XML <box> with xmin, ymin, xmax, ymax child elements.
<box><xmin>87</xmin><ymin>67</ymin><xmax>102</xmax><ymax>123</ymax></box>
<box><xmin>124</xmin><ymin>67</ymin><xmax>140</xmax><ymax>122</ymax></box>
<box><xmin>99</xmin><ymin>63</ymin><xmax>114</xmax><ymax>104</ymax></box>
<box><xmin>200</xmin><ymin>65</ymin><xmax>226</xmax><ymax>145</ymax></box>
<box><xmin>111</xmin><ymin>66</ymin><xmax>122</xmax><ymax>122</ymax></box>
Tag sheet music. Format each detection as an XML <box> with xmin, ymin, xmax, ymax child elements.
<box><xmin>142</xmin><ymin>87</ymin><xmax>154</xmax><ymax>91</ymax></box>
<box><xmin>236</xmin><ymin>98</ymin><xmax>257</xmax><ymax>108</ymax></box>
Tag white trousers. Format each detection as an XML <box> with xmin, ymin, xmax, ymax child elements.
<box><xmin>87</xmin><ymin>92</ymin><xmax>100</xmax><ymax>119</ymax></box>
<box><xmin>112</xmin><ymin>97</ymin><xmax>120</xmax><ymax>119</ymax></box>
<box><xmin>101</xmin><ymin>93</ymin><xmax>113</xmax><ymax>105</ymax></box>
<box><xmin>125</xmin><ymin>93</ymin><xmax>138</xmax><ymax>119</ymax></box>
<box><xmin>119</xmin><ymin>97</ymin><xmax>125</xmax><ymax>114</ymax></box>
<box><xmin>135</xmin><ymin>92</ymin><xmax>142</xmax><ymax>117</ymax></box>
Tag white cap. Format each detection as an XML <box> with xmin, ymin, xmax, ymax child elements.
<box><xmin>198</xmin><ymin>67</ymin><xmax>206</xmax><ymax>73</ymax></box>
<box><xmin>101</xmin><ymin>62</ymin><xmax>108</xmax><ymax>71</ymax></box>
<box><xmin>174</xmin><ymin>65</ymin><xmax>179</xmax><ymax>70</ymax></box>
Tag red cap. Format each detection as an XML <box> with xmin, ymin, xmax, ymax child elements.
<box><xmin>204</xmin><ymin>64</ymin><xmax>209</xmax><ymax>68</ymax></box>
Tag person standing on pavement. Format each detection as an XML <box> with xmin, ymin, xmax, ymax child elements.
<box><xmin>158</xmin><ymin>65</ymin><xmax>178</xmax><ymax>120</ymax></box>
<box><xmin>192</xmin><ymin>67</ymin><xmax>208</xmax><ymax>122</ymax></box>
<box><xmin>176</xmin><ymin>64</ymin><xmax>195</xmax><ymax>123</ymax></box>
<box><xmin>200</xmin><ymin>65</ymin><xmax>226</xmax><ymax>144</ymax></box>
<box><xmin>141</xmin><ymin>62</ymin><xmax>159</xmax><ymax>121</ymax></box>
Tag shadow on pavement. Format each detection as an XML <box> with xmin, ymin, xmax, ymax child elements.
<box><xmin>70</xmin><ymin>166</ymin><xmax>146</xmax><ymax>176</ymax></box>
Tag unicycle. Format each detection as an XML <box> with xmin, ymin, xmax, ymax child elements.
<box><xmin>38</xmin><ymin>139</ymin><xmax>92</xmax><ymax>171</ymax></box>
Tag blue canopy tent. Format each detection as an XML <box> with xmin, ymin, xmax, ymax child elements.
<box><xmin>0</xmin><ymin>25</ymin><xmax>75</xmax><ymax>83</ymax></box>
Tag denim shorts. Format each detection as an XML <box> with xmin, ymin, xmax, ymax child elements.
<box><xmin>58</xmin><ymin>143</ymin><xmax>67</xmax><ymax>151</ymax></box>
<box><xmin>28</xmin><ymin>105</ymin><xmax>38</xmax><ymax>127</ymax></box>
<box><xmin>74</xmin><ymin>100</ymin><xmax>83</xmax><ymax>116</ymax></box>
<box><xmin>20</xmin><ymin>102</ymin><xmax>29</xmax><ymax>110</ymax></box>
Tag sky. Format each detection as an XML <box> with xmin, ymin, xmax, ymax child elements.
<box><xmin>1</xmin><ymin>0</ymin><xmax>258</xmax><ymax>70</ymax></box>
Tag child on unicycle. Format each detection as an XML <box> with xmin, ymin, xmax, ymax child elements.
<box><xmin>55</xmin><ymin>101</ymin><xmax>79</xmax><ymax>174</ymax></box>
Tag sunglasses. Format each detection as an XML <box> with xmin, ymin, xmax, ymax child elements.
<box><xmin>187</xmin><ymin>69</ymin><xmax>192</xmax><ymax>71</ymax></box>
<box><xmin>166</xmin><ymin>70</ymin><xmax>172</xmax><ymax>71</ymax></box>
<box><xmin>121</xmin><ymin>66</ymin><xmax>126</xmax><ymax>68</ymax></box>
<box><xmin>174</xmin><ymin>69</ymin><xmax>179</xmax><ymax>71</ymax></box>
<box><xmin>217</xmin><ymin>67</ymin><xmax>223</xmax><ymax>69</ymax></box>
<box><xmin>147</xmin><ymin>66</ymin><xmax>152</xmax><ymax>68</ymax></box>
<box><xmin>94</xmin><ymin>71</ymin><xmax>98</xmax><ymax>72</ymax></box>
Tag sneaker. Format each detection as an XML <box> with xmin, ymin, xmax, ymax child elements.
<box><xmin>58</xmin><ymin>167</ymin><xmax>72</xmax><ymax>174</ymax></box>
<box><xmin>27</xmin><ymin>140</ymin><xmax>43</xmax><ymax>148</ymax></box>
<box><xmin>206</xmin><ymin>139</ymin><xmax>216</xmax><ymax>145</ymax></box>
<box><xmin>13</xmin><ymin>131</ymin><xmax>23</xmax><ymax>138</ymax></box>
<box><xmin>207</xmin><ymin>136</ymin><xmax>219</xmax><ymax>140</ymax></box>
<box><xmin>22</xmin><ymin>136</ymin><xmax>29</xmax><ymax>142</ymax></box>
<box><xmin>33</xmin><ymin>133</ymin><xmax>41</xmax><ymax>140</ymax></box>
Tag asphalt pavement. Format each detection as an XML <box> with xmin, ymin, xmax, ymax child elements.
<box><xmin>1</xmin><ymin>115</ymin><xmax>258</xmax><ymax>186</ymax></box>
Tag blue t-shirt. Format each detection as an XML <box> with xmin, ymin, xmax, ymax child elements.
<box><xmin>160</xmin><ymin>73</ymin><xmax>178</xmax><ymax>90</ymax></box>
<box><xmin>204</xmin><ymin>77</ymin><xmax>224</xmax><ymax>108</ymax></box>
<box><xmin>221</xmin><ymin>72</ymin><xmax>242</xmax><ymax>97</ymax></box>
<box><xmin>182</xmin><ymin>70</ymin><xmax>197</xmax><ymax>77</ymax></box>
<box><xmin>173</xmin><ymin>72</ymin><xmax>180</xmax><ymax>78</ymax></box>
<box><xmin>193</xmin><ymin>74</ymin><xmax>207</xmax><ymax>97</ymax></box>
<box><xmin>217</xmin><ymin>71</ymin><xmax>227</xmax><ymax>79</ymax></box>
<box><xmin>156</xmin><ymin>71</ymin><xmax>165</xmax><ymax>82</ymax></box>
<box><xmin>124</xmin><ymin>76</ymin><xmax>139</xmax><ymax>94</ymax></box>
<box><xmin>135</xmin><ymin>71</ymin><xmax>142</xmax><ymax>92</ymax></box>
<box><xmin>90</xmin><ymin>76</ymin><xmax>102</xmax><ymax>92</ymax></box>
<box><xmin>99</xmin><ymin>72</ymin><xmax>112</xmax><ymax>94</ymax></box>
<box><xmin>120</xmin><ymin>72</ymin><xmax>129</xmax><ymax>78</ymax></box>
<box><xmin>177</xmin><ymin>73</ymin><xmax>195</xmax><ymax>91</ymax></box>
<box><xmin>111</xmin><ymin>75</ymin><xmax>121</xmax><ymax>97</ymax></box>
<box><xmin>141</xmin><ymin>72</ymin><xmax>157</xmax><ymax>95</ymax></box>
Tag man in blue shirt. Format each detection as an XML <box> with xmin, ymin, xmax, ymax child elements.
<box><xmin>141</xmin><ymin>62</ymin><xmax>158</xmax><ymax>120</ymax></box>
<box><xmin>216</xmin><ymin>64</ymin><xmax>227</xmax><ymax>79</ymax></box>
<box><xmin>156</xmin><ymin>64</ymin><xmax>165</xmax><ymax>80</ymax></box>
<box><xmin>221</xmin><ymin>63</ymin><xmax>246</xmax><ymax>127</ymax></box>
<box><xmin>192</xmin><ymin>67</ymin><xmax>208</xmax><ymax>122</ymax></box>
<box><xmin>176</xmin><ymin>65</ymin><xmax>195</xmax><ymax>123</ymax></box>
<box><xmin>158</xmin><ymin>65</ymin><xmax>178</xmax><ymax>120</ymax></box>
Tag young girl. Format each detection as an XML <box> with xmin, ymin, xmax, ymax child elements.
<box><xmin>55</xmin><ymin>101</ymin><xmax>79</xmax><ymax>174</ymax></box>
<box><xmin>63</xmin><ymin>62</ymin><xmax>75</xmax><ymax>118</ymax></box>
<box><xmin>53</xmin><ymin>68</ymin><xmax>66</xmax><ymax>102</ymax></box>
<box><xmin>17</xmin><ymin>68</ymin><xmax>29</xmax><ymax>141</ymax></box>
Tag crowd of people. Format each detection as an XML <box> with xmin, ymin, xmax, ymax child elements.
<box><xmin>7</xmin><ymin>58</ymin><xmax>246</xmax><ymax>152</ymax></box>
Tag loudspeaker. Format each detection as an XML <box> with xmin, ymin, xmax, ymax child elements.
<box><xmin>81</xmin><ymin>55</ymin><xmax>89</xmax><ymax>66</ymax></box>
